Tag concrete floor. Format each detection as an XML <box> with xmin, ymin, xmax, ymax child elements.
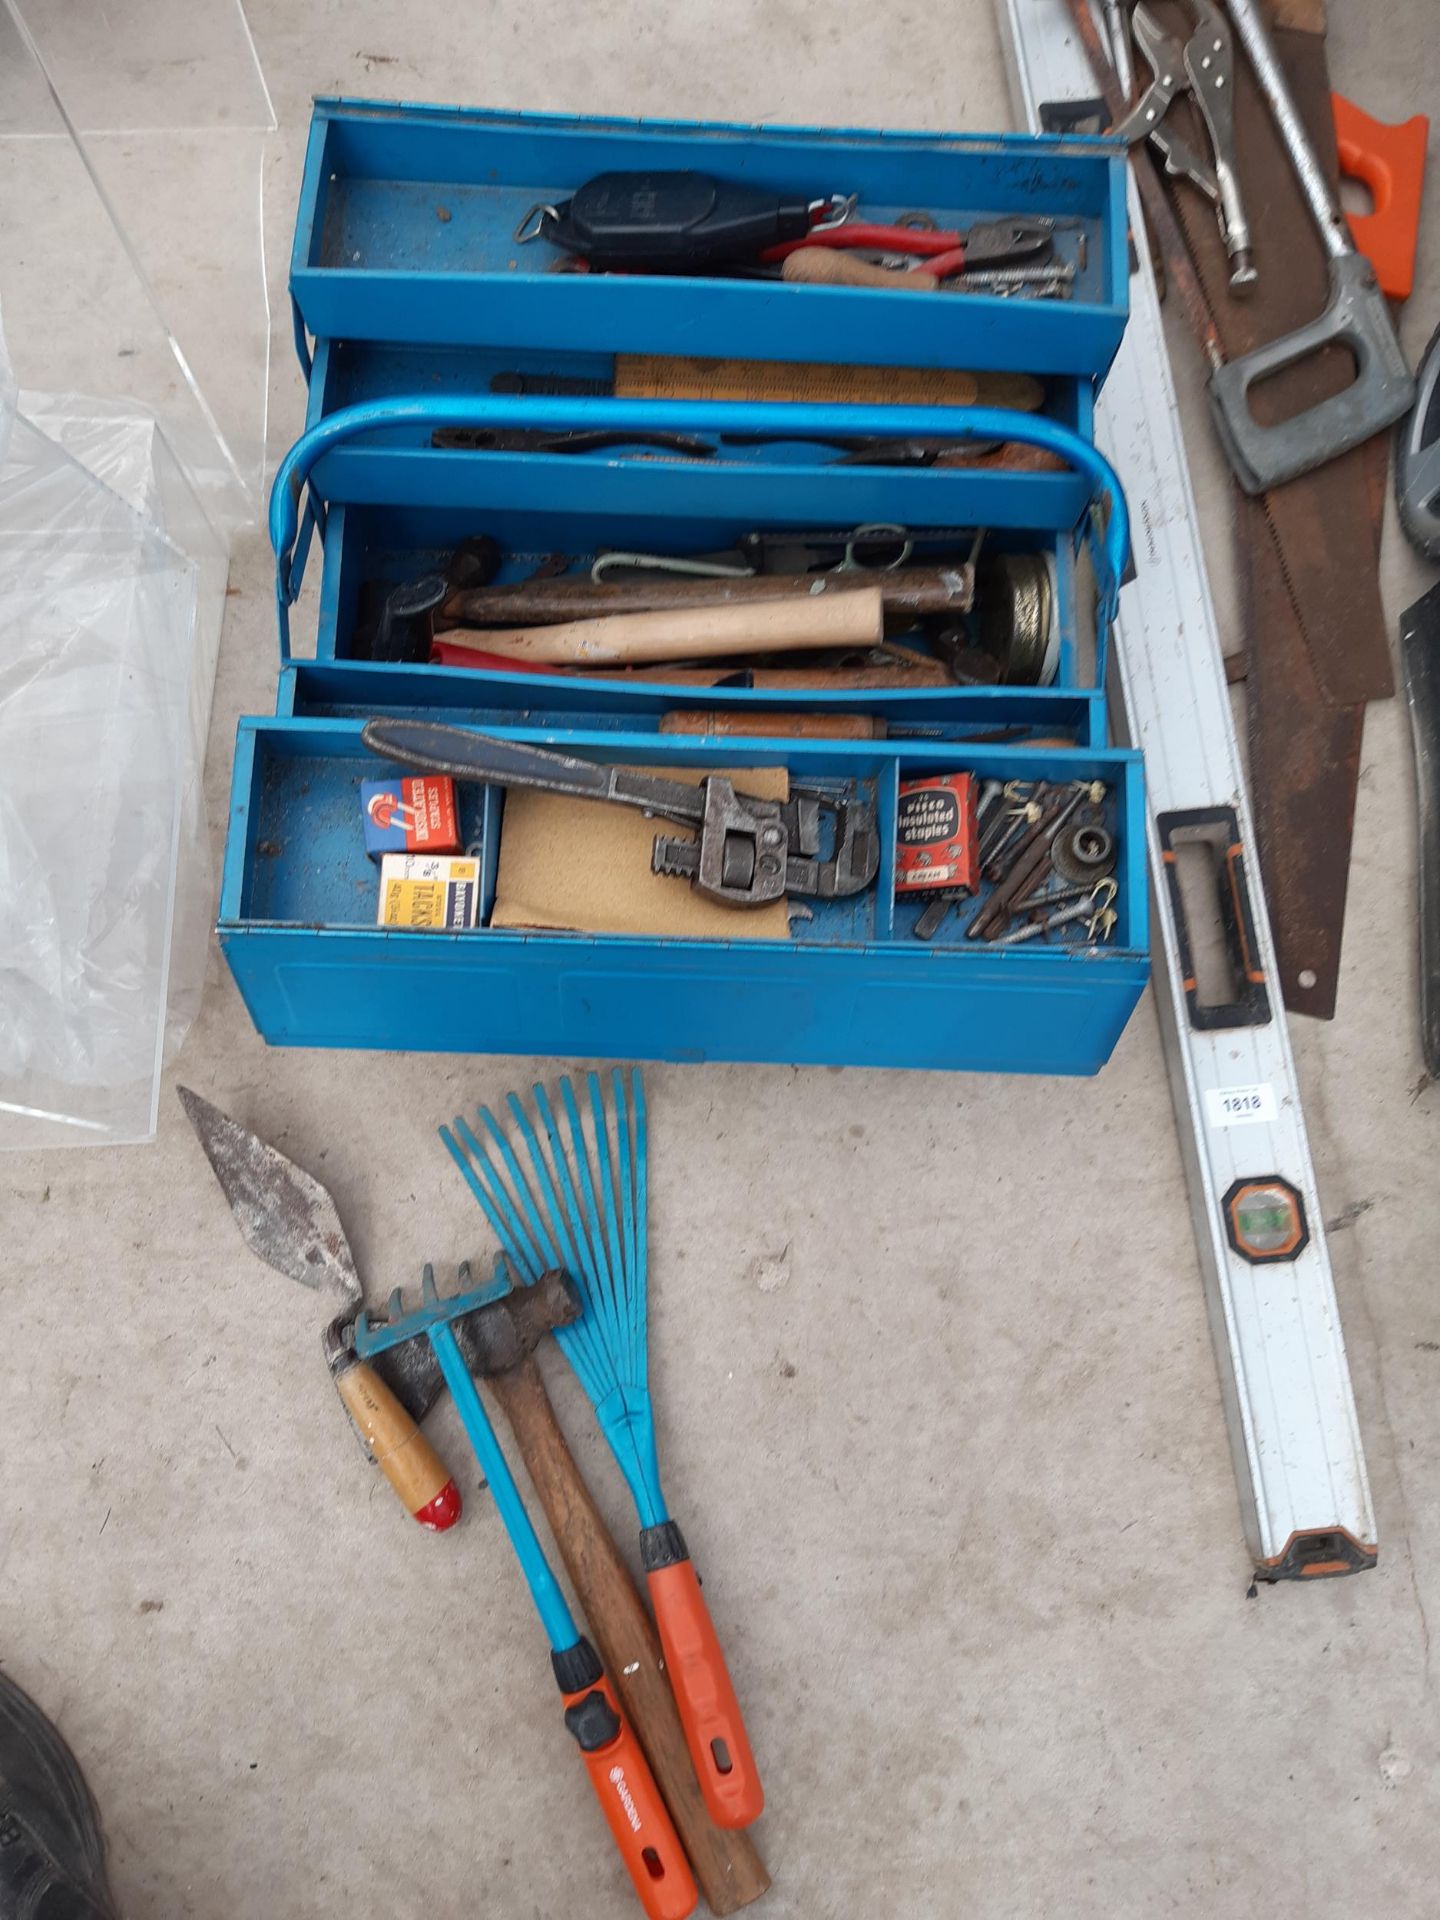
<box><xmin>5</xmin><ymin>3</ymin><xmax>1440</xmax><ymax>1915</ymax></box>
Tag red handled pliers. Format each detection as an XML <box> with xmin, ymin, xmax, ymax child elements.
<box><xmin>763</xmin><ymin>216</ymin><xmax>1055</xmax><ymax>280</ymax></box>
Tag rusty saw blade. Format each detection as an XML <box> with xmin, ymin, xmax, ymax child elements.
<box><xmin>1153</xmin><ymin>0</ymin><xmax>1392</xmax><ymax>712</ymax></box>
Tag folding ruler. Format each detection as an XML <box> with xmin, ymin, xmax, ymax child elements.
<box><xmin>999</xmin><ymin>0</ymin><xmax>1376</xmax><ymax>1579</ymax></box>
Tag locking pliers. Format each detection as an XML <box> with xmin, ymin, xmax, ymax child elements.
<box><xmin>1112</xmin><ymin>0</ymin><xmax>1257</xmax><ymax>290</ymax></box>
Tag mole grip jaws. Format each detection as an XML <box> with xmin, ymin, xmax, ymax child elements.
<box><xmin>1208</xmin><ymin>0</ymin><xmax>1415</xmax><ymax>492</ymax></box>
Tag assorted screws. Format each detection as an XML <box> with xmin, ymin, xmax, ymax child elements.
<box><xmin>902</xmin><ymin>776</ymin><xmax>1118</xmax><ymax>948</ymax></box>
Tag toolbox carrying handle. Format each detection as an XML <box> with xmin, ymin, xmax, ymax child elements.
<box><xmin>268</xmin><ymin>397</ymin><xmax>1130</xmax><ymax>663</ymax></box>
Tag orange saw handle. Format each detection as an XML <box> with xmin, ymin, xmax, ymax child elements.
<box><xmin>1331</xmin><ymin>93</ymin><xmax>1428</xmax><ymax>302</ymax></box>
<box><xmin>558</xmin><ymin>1651</ymin><xmax>697</xmax><ymax>1920</ymax></box>
<box><xmin>644</xmin><ymin>1528</ymin><xmax>764</xmax><ymax>1828</ymax></box>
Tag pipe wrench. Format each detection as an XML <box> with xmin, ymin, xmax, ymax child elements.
<box><xmin>1111</xmin><ymin>1</ymin><xmax>1257</xmax><ymax>290</ymax></box>
<box><xmin>362</xmin><ymin>719</ymin><xmax>880</xmax><ymax>906</ymax></box>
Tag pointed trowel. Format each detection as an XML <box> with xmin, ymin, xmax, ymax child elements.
<box><xmin>178</xmin><ymin>1086</ymin><xmax>462</xmax><ymax>1532</ymax></box>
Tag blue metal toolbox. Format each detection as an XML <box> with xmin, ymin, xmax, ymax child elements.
<box><xmin>300</xmin><ymin>339</ymin><xmax>1099</xmax><ymax>537</ymax></box>
<box><xmin>222</xmin><ymin>106</ymin><xmax>1147</xmax><ymax>1074</ymax></box>
<box><xmin>290</xmin><ymin>100</ymin><xmax>1129</xmax><ymax>380</ymax></box>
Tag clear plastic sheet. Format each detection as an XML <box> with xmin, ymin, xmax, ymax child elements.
<box><xmin>0</xmin><ymin>0</ymin><xmax>274</xmax><ymax>533</ymax></box>
<box><xmin>0</xmin><ymin>332</ymin><xmax>226</xmax><ymax>1149</ymax></box>
<box><xmin>0</xmin><ymin>1</ymin><xmax>270</xmax><ymax>1146</ymax></box>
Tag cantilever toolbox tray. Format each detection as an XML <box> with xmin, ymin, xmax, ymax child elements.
<box><xmin>290</xmin><ymin>99</ymin><xmax>1129</xmax><ymax>380</ymax></box>
<box><xmin>221</xmin><ymin>105</ymin><xmax>1147</xmax><ymax>1073</ymax></box>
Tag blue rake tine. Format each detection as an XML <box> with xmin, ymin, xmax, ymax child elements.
<box><xmin>476</xmin><ymin>1104</ymin><xmax>564</xmax><ymax>1274</ymax></box>
<box><xmin>501</xmin><ymin>1091</ymin><xmax>614</xmax><ymax>1391</ymax></box>
<box><xmin>635</xmin><ymin>1071</ymin><xmax>650</xmax><ymax>1347</ymax></box>
<box><xmin>449</xmin><ymin>1110</ymin><xmax>616</xmax><ymax>1395</ymax></box>
<box><xmin>533</xmin><ymin>1084</ymin><xmax>603</xmax><ymax>1290</ymax></box>
<box><xmin>560</xmin><ymin>1076</ymin><xmax>626</xmax><ymax>1355</ymax></box>
<box><xmin>588</xmin><ymin>1072</ymin><xmax>628</xmax><ymax>1322</ymax></box>
<box><xmin>532</xmin><ymin>1084</ymin><xmax>629</xmax><ymax>1365</ymax></box>
<box><xmin>441</xmin><ymin>1120</ymin><xmax>544</xmax><ymax>1282</ymax></box>
<box><xmin>614</xmin><ymin>1069</ymin><xmax>647</xmax><ymax>1373</ymax></box>
<box><xmin>505</xmin><ymin>1094</ymin><xmax>585</xmax><ymax>1275</ymax></box>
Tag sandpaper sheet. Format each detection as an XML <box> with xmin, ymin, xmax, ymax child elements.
<box><xmin>1153</xmin><ymin>0</ymin><xmax>1393</xmax><ymax>712</ymax></box>
<box><xmin>492</xmin><ymin>765</ymin><xmax>792</xmax><ymax>941</ymax></box>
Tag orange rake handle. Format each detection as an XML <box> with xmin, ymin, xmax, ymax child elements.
<box><xmin>644</xmin><ymin>1530</ymin><xmax>764</xmax><ymax>1829</ymax></box>
<box><xmin>560</xmin><ymin>1659</ymin><xmax>698</xmax><ymax>1920</ymax></box>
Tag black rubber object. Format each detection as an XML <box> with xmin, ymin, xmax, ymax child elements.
<box><xmin>550</xmin><ymin>1636</ymin><xmax>603</xmax><ymax>1696</ymax></box>
<box><xmin>0</xmin><ymin>1670</ymin><xmax>120</xmax><ymax>1920</ymax></box>
<box><xmin>543</xmin><ymin>172</ymin><xmax>814</xmax><ymax>273</ymax></box>
<box><xmin>1400</xmin><ymin>580</ymin><xmax>1440</xmax><ymax>1078</ymax></box>
<box><xmin>563</xmin><ymin>1690</ymin><xmax>623</xmax><ymax>1753</ymax></box>
<box><xmin>1397</xmin><ymin>321</ymin><xmax>1440</xmax><ymax>562</ymax></box>
<box><xmin>639</xmin><ymin>1520</ymin><xmax>690</xmax><ymax>1572</ymax></box>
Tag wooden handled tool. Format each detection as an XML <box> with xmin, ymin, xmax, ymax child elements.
<box><xmin>355</xmin><ymin>1269</ymin><xmax>699</xmax><ymax>1920</ymax></box>
<box><xmin>442</xmin><ymin>566</ymin><xmax>973</xmax><ymax>630</ymax></box>
<box><xmin>781</xmin><ymin>249</ymin><xmax>939</xmax><ymax>291</ymax></box>
<box><xmin>179</xmin><ymin>1086</ymin><xmax>467</xmax><ymax>1532</ymax></box>
<box><xmin>329</xmin><ymin>1351</ymin><xmax>460</xmax><ymax>1530</ymax></box>
<box><xmin>486</xmin><ymin>1356</ymin><xmax>771</xmax><ymax>1913</ymax></box>
<box><xmin>449</xmin><ymin>1078</ymin><xmax>765</xmax><ymax>1835</ymax></box>
<box><xmin>659</xmin><ymin>709</ymin><xmax>883</xmax><ymax>740</ymax></box>
<box><xmin>440</xmin><ymin>585</ymin><xmax>885</xmax><ymax>667</ymax></box>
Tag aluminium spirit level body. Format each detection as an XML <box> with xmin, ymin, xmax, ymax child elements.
<box><xmin>998</xmin><ymin>0</ymin><xmax>1375</xmax><ymax>1581</ymax></box>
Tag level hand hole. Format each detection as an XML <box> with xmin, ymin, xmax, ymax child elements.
<box><xmin>710</xmin><ymin>1736</ymin><xmax>734</xmax><ymax>1775</ymax></box>
<box><xmin>1297</xmin><ymin>967</ymin><xmax>1318</xmax><ymax>990</ymax></box>
<box><xmin>1169</xmin><ymin>825</ymin><xmax>1241</xmax><ymax>1010</ymax></box>
<box><xmin>641</xmin><ymin>1848</ymin><xmax>665</xmax><ymax>1880</ymax></box>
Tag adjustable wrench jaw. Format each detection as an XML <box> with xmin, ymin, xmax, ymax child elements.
<box><xmin>651</xmin><ymin>783</ymin><xmax>880</xmax><ymax>906</ymax></box>
<box><xmin>651</xmin><ymin>780</ymin><xmax>791</xmax><ymax>905</ymax></box>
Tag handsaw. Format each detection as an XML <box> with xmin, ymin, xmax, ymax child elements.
<box><xmin>1078</xmin><ymin>0</ymin><xmax>1390</xmax><ymax>711</ymax></box>
<box><xmin>1069</xmin><ymin>0</ymin><xmax>1385</xmax><ymax>1016</ymax></box>
<box><xmin>1154</xmin><ymin>0</ymin><xmax>1389</xmax><ymax>1017</ymax></box>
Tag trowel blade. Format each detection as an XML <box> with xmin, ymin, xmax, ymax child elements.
<box><xmin>178</xmin><ymin>1087</ymin><xmax>362</xmax><ymax>1310</ymax></box>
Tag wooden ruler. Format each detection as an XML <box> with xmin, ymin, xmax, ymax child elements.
<box><xmin>614</xmin><ymin>353</ymin><xmax>1046</xmax><ymax>412</ymax></box>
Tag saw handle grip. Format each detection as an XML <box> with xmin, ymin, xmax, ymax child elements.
<box><xmin>645</xmin><ymin>1547</ymin><xmax>764</xmax><ymax>1828</ymax></box>
<box><xmin>332</xmin><ymin>1359</ymin><xmax>461</xmax><ymax>1531</ymax></box>
<box><xmin>561</xmin><ymin>1667</ymin><xmax>698</xmax><ymax>1920</ymax></box>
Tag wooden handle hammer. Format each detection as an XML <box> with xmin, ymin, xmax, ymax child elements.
<box><xmin>467</xmin><ymin>1278</ymin><xmax>770</xmax><ymax>1913</ymax></box>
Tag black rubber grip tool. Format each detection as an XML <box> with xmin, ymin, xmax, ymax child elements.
<box><xmin>515</xmin><ymin>170</ymin><xmax>846</xmax><ymax>272</ymax></box>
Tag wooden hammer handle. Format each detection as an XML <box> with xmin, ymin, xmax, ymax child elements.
<box><xmin>485</xmin><ymin>1356</ymin><xmax>770</xmax><ymax>1914</ymax></box>
<box><xmin>781</xmin><ymin>250</ymin><xmax>939</xmax><ymax>292</ymax></box>
<box><xmin>441</xmin><ymin>586</ymin><xmax>884</xmax><ymax>667</ymax></box>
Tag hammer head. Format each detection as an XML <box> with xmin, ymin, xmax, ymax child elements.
<box><xmin>349</xmin><ymin>1262</ymin><xmax>582</xmax><ymax>1421</ymax></box>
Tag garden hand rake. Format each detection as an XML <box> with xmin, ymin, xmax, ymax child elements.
<box><xmin>354</xmin><ymin>1261</ymin><xmax>696</xmax><ymax>1920</ymax></box>
<box><xmin>442</xmin><ymin>1070</ymin><xmax>764</xmax><ymax>1830</ymax></box>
